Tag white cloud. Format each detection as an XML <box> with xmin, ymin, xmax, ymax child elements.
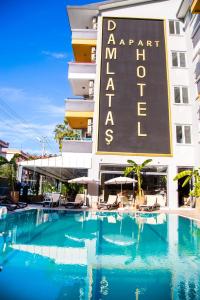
<box><xmin>0</xmin><ymin>119</ymin><xmax>56</xmax><ymax>139</ymax></box>
<box><xmin>20</xmin><ymin>148</ymin><xmax>45</xmax><ymax>155</ymax></box>
<box><xmin>0</xmin><ymin>86</ymin><xmax>50</xmax><ymax>104</ymax></box>
<box><xmin>42</xmin><ymin>51</ymin><xmax>67</xmax><ymax>59</ymax></box>
<box><xmin>0</xmin><ymin>86</ymin><xmax>63</xmax><ymax>153</ymax></box>
<box><xmin>38</xmin><ymin>103</ymin><xmax>64</xmax><ymax>117</ymax></box>
<box><xmin>0</xmin><ymin>86</ymin><xmax>63</xmax><ymax>117</ymax></box>
<box><xmin>0</xmin><ymin>87</ymin><xmax>25</xmax><ymax>102</ymax></box>
<box><xmin>0</xmin><ymin>119</ymin><xmax>58</xmax><ymax>154</ymax></box>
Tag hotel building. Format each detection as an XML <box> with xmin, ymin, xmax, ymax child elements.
<box><xmin>20</xmin><ymin>0</ymin><xmax>200</xmax><ymax>209</ymax></box>
<box><xmin>65</xmin><ymin>0</ymin><xmax>200</xmax><ymax>208</ymax></box>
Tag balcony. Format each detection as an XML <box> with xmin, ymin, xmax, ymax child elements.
<box><xmin>67</xmin><ymin>7</ymin><xmax>98</xmax><ymax>30</ymax></box>
<box><xmin>72</xmin><ymin>30</ymin><xmax>97</xmax><ymax>62</ymax></box>
<box><xmin>191</xmin><ymin>0</ymin><xmax>200</xmax><ymax>14</ymax></box>
<box><xmin>62</xmin><ymin>139</ymin><xmax>92</xmax><ymax>153</ymax></box>
<box><xmin>68</xmin><ymin>62</ymin><xmax>96</xmax><ymax>96</ymax></box>
<box><xmin>65</xmin><ymin>98</ymin><xmax>94</xmax><ymax>129</ymax></box>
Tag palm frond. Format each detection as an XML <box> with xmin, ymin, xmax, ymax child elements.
<box><xmin>182</xmin><ymin>175</ymin><xmax>191</xmax><ymax>187</ymax></box>
<box><xmin>173</xmin><ymin>170</ymin><xmax>193</xmax><ymax>181</ymax></box>
<box><xmin>140</xmin><ymin>159</ymin><xmax>152</xmax><ymax>168</ymax></box>
<box><xmin>124</xmin><ymin>166</ymin><xmax>133</xmax><ymax>176</ymax></box>
<box><xmin>127</xmin><ymin>160</ymin><xmax>138</xmax><ymax>168</ymax></box>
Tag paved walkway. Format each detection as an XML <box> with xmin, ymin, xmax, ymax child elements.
<box><xmin>20</xmin><ymin>204</ymin><xmax>200</xmax><ymax>223</ymax></box>
<box><xmin>165</xmin><ymin>209</ymin><xmax>200</xmax><ymax>223</ymax></box>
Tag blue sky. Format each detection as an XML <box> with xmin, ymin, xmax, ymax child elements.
<box><xmin>0</xmin><ymin>0</ymin><xmax>103</xmax><ymax>154</ymax></box>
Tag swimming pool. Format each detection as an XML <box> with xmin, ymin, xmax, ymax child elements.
<box><xmin>0</xmin><ymin>209</ymin><xmax>199</xmax><ymax>300</ymax></box>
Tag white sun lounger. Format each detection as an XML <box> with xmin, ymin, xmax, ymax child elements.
<box><xmin>65</xmin><ymin>193</ymin><xmax>85</xmax><ymax>209</ymax></box>
<box><xmin>43</xmin><ymin>192</ymin><xmax>61</xmax><ymax>207</ymax></box>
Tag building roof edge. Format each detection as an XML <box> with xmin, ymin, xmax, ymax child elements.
<box><xmin>176</xmin><ymin>0</ymin><xmax>190</xmax><ymax>19</ymax></box>
<box><xmin>68</xmin><ymin>0</ymin><xmax>167</xmax><ymax>12</ymax></box>
<box><xmin>0</xmin><ymin>139</ymin><xmax>9</xmax><ymax>148</ymax></box>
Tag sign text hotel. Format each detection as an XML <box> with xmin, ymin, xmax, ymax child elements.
<box><xmin>98</xmin><ymin>17</ymin><xmax>171</xmax><ymax>155</ymax></box>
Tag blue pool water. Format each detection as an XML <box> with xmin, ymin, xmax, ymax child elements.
<box><xmin>0</xmin><ymin>209</ymin><xmax>200</xmax><ymax>300</ymax></box>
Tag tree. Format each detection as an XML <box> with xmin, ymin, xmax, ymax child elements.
<box><xmin>61</xmin><ymin>182</ymin><xmax>84</xmax><ymax>198</ymax></box>
<box><xmin>124</xmin><ymin>159</ymin><xmax>152</xmax><ymax>204</ymax></box>
<box><xmin>54</xmin><ymin>122</ymin><xmax>80</xmax><ymax>151</ymax></box>
<box><xmin>0</xmin><ymin>154</ymin><xmax>21</xmax><ymax>191</ymax></box>
<box><xmin>173</xmin><ymin>168</ymin><xmax>200</xmax><ymax>198</ymax></box>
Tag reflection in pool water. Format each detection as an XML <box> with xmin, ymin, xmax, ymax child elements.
<box><xmin>0</xmin><ymin>210</ymin><xmax>199</xmax><ymax>300</ymax></box>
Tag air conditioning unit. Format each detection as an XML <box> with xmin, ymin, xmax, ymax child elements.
<box><xmin>89</xmin><ymin>80</ymin><xmax>94</xmax><ymax>88</ymax></box>
<box><xmin>89</xmin><ymin>80</ymin><xmax>94</xmax><ymax>97</ymax></box>
<box><xmin>91</xmin><ymin>47</ymin><xmax>96</xmax><ymax>62</ymax></box>
<box><xmin>87</xmin><ymin>118</ymin><xmax>93</xmax><ymax>135</ymax></box>
<box><xmin>89</xmin><ymin>87</ymin><xmax>94</xmax><ymax>98</ymax></box>
<box><xmin>91</xmin><ymin>47</ymin><xmax>96</xmax><ymax>54</ymax></box>
<box><xmin>91</xmin><ymin>54</ymin><xmax>96</xmax><ymax>62</ymax></box>
<box><xmin>92</xmin><ymin>17</ymin><xmax>97</xmax><ymax>30</ymax></box>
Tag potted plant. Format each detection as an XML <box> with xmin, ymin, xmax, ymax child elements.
<box><xmin>42</xmin><ymin>181</ymin><xmax>57</xmax><ymax>194</ymax></box>
<box><xmin>54</xmin><ymin>121</ymin><xmax>80</xmax><ymax>152</ymax></box>
<box><xmin>124</xmin><ymin>159</ymin><xmax>152</xmax><ymax>207</ymax></box>
<box><xmin>173</xmin><ymin>168</ymin><xmax>200</xmax><ymax>209</ymax></box>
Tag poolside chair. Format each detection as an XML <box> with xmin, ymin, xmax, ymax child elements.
<box><xmin>98</xmin><ymin>195</ymin><xmax>118</xmax><ymax>210</ymax></box>
<box><xmin>156</xmin><ymin>195</ymin><xmax>167</xmax><ymax>207</ymax></box>
<box><xmin>0</xmin><ymin>206</ymin><xmax>7</xmax><ymax>218</ymax></box>
<box><xmin>118</xmin><ymin>195</ymin><xmax>129</xmax><ymax>207</ymax></box>
<box><xmin>139</xmin><ymin>195</ymin><xmax>160</xmax><ymax>211</ymax></box>
<box><xmin>0</xmin><ymin>195</ymin><xmax>27</xmax><ymax>210</ymax></box>
<box><xmin>43</xmin><ymin>192</ymin><xmax>61</xmax><ymax>207</ymax></box>
<box><xmin>65</xmin><ymin>193</ymin><xmax>85</xmax><ymax>209</ymax></box>
<box><xmin>0</xmin><ymin>202</ymin><xmax>17</xmax><ymax>211</ymax></box>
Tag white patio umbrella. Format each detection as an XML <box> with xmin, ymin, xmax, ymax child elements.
<box><xmin>68</xmin><ymin>176</ymin><xmax>100</xmax><ymax>205</ymax></box>
<box><xmin>68</xmin><ymin>176</ymin><xmax>99</xmax><ymax>184</ymax></box>
<box><xmin>104</xmin><ymin>176</ymin><xmax>137</xmax><ymax>194</ymax></box>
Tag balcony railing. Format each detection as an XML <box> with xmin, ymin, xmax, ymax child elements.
<box><xmin>62</xmin><ymin>139</ymin><xmax>92</xmax><ymax>153</ymax></box>
<box><xmin>72</xmin><ymin>29</ymin><xmax>97</xmax><ymax>41</ymax></box>
<box><xmin>65</xmin><ymin>98</ymin><xmax>94</xmax><ymax>113</ymax></box>
<box><xmin>68</xmin><ymin>62</ymin><xmax>96</xmax><ymax>75</ymax></box>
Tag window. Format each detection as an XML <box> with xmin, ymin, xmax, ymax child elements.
<box><xmin>169</xmin><ymin>20</ymin><xmax>181</xmax><ymax>35</ymax></box>
<box><xmin>198</xmin><ymin>79</ymin><xmax>200</xmax><ymax>95</ymax></box>
<box><xmin>172</xmin><ymin>52</ymin><xmax>186</xmax><ymax>67</ymax></box>
<box><xmin>184</xmin><ymin>10</ymin><xmax>192</xmax><ymax>30</ymax></box>
<box><xmin>192</xmin><ymin>20</ymin><xmax>200</xmax><ymax>48</ymax></box>
<box><xmin>174</xmin><ymin>86</ymin><xmax>189</xmax><ymax>104</ymax></box>
<box><xmin>176</xmin><ymin>125</ymin><xmax>191</xmax><ymax>144</ymax></box>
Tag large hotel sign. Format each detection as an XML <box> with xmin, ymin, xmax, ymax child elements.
<box><xmin>97</xmin><ymin>17</ymin><xmax>172</xmax><ymax>156</ymax></box>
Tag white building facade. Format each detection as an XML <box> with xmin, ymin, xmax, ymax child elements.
<box><xmin>66</xmin><ymin>0</ymin><xmax>200</xmax><ymax>209</ymax></box>
<box><xmin>177</xmin><ymin>0</ymin><xmax>200</xmax><ymax>166</ymax></box>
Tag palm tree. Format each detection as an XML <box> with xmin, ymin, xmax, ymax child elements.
<box><xmin>124</xmin><ymin>159</ymin><xmax>152</xmax><ymax>204</ymax></box>
<box><xmin>54</xmin><ymin>122</ymin><xmax>80</xmax><ymax>151</ymax></box>
<box><xmin>54</xmin><ymin>123</ymin><xmax>68</xmax><ymax>151</ymax></box>
<box><xmin>173</xmin><ymin>168</ymin><xmax>200</xmax><ymax>198</ymax></box>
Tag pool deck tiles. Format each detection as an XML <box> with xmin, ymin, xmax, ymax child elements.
<box><xmin>11</xmin><ymin>204</ymin><xmax>200</xmax><ymax>223</ymax></box>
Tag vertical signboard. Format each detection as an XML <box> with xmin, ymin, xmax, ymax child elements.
<box><xmin>97</xmin><ymin>17</ymin><xmax>172</xmax><ymax>156</ymax></box>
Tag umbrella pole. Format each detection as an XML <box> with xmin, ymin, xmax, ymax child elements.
<box><xmin>121</xmin><ymin>183</ymin><xmax>122</xmax><ymax>195</ymax></box>
<box><xmin>85</xmin><ymin>186</ymin><xmax>87</xmax><ymax>206</ymax></box>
